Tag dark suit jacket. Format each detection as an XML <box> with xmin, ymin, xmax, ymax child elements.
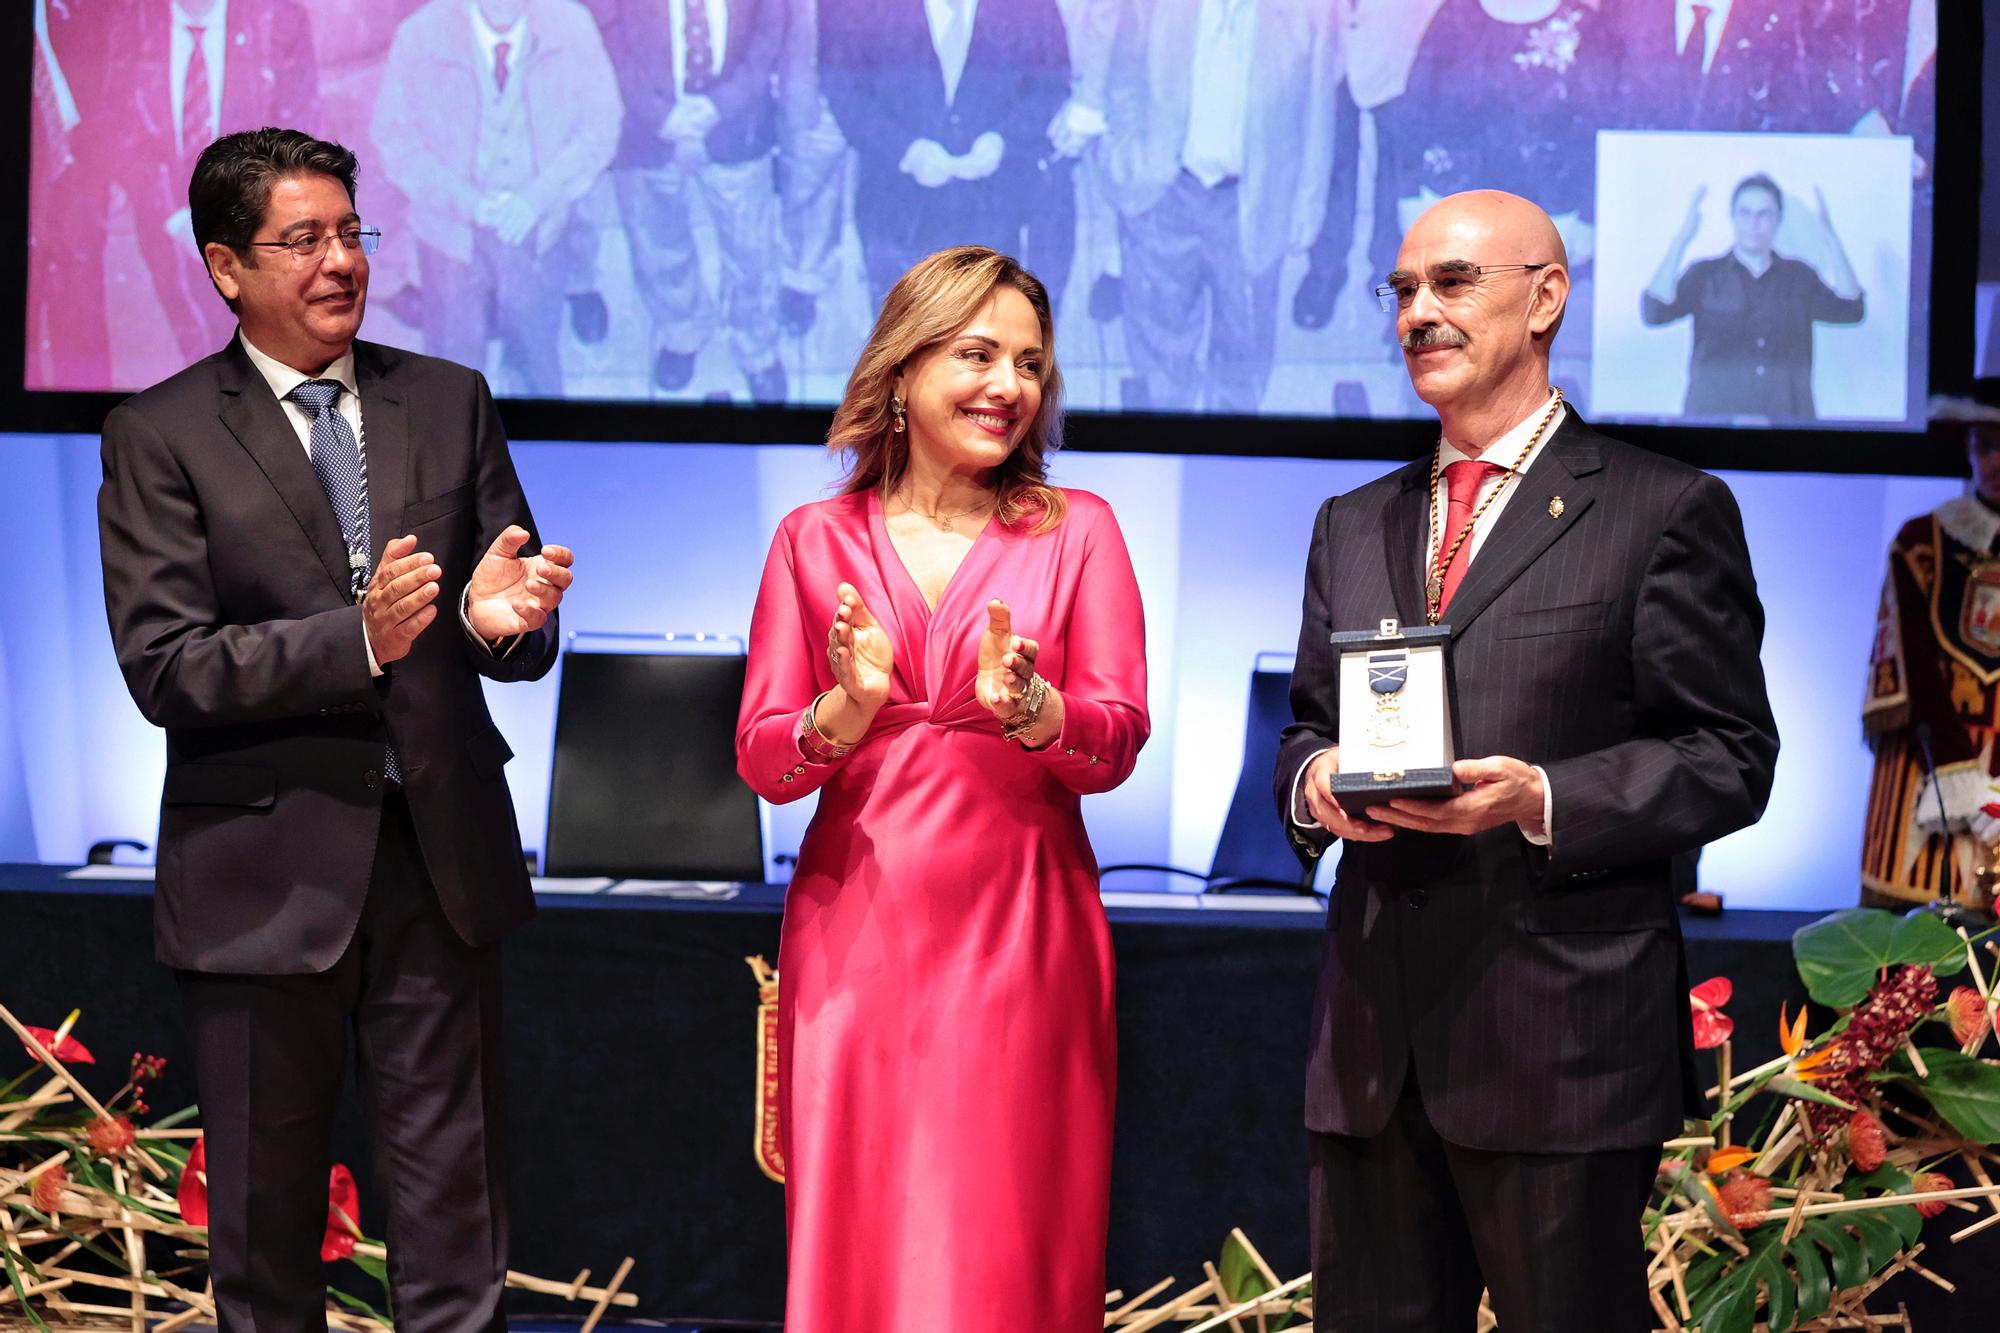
<box><xmin>99</xmin><ymin>338</ymin><xmax>556</xmax><ymax>976</ymax></box>
<box><xmin>818</xmin><ymin>0</ymin><xmax>1068</xmax><ymax>253</ymax></box>
<box><xmin>587</xmin><ymin>0</ymin><xmax>781</xmax><ymax>168</ymax></box>
<box><xmin>1273</xmin><ymin>413</ymin><xmax>1779</xmax><ymax>1153</ymax></box>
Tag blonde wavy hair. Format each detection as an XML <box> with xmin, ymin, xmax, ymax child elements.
<box><xmin>830</xmin><ymin>246</ymin><xmax>1066</xmax><ymax>533</ymax></box>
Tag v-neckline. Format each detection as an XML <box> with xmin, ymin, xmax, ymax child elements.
<box><xmin>870</xmin><ymin>487</ymin><xmax>998</xmax><ymax>618</ymax></box>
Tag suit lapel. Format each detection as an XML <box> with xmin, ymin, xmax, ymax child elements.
<box><xmin>1439</xmin><ymin>413</ymin><xmax>1604</xmax><ymax>639</ymax></box>
<box><xmin>355</xmin><ymin>342</ymin><xmax>409</xmax><ymax>564</ymax></box>
<box><xmin>216</xmin><ymin>341</ymin><xmax>357</xmax><ymax>598</ymax></box>
<box><xmin>1381</xmin><ymin>462</ymin><xmax>1431</xmax><ymax>631</ymax></box>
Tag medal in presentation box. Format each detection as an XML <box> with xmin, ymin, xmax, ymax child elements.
<box><xmin>1327</xmin><ymin>619</ymin><xmax>1458</xmax><ymax>814</ymax></box>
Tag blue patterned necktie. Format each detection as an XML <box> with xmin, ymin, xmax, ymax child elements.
<box><xmin>286</xmin><ymin>378</ymin><xmax>401</xmax><ymax>784</ymax></box>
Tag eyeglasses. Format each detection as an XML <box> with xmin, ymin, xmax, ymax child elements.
<box><xmin>1375</xmin><ymin>264</ymin><xmax>1548</xmax><ymax>314</ymax></box>
<box><xmin>244</xmin><ymin>227</ymin><xmax>383</xmax><ymax>262</ymax></box>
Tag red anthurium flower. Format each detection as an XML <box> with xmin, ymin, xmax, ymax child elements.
<box><xmin>1690</xmin><ymin>977</ymin><xmax>1735</xmax><ymax>1050</ymax></box>
<box><xmin>19</xmin><ymin>1026</ymin><xmax>94</xmax><ymax>1065</ymax></box>
<box><xmin>31</xmin><ymin>1164</ymin><xmax>68</xmax><ymax>1215</ymax></box>
<box><xmin>1949</xmin><ymin>987</ymin><xmax>1992</xmax><ymax>1048</ymax></box>
<box><xmin>1914</xmin><ymin>1172</ymin><xmax>1955</xmax><ymax>1218</ymax></box>
<box><xmin>1847</xmin><ymin>1110</ymin><xmax>1888</xmax><ymax>1172</ymax></box>
<box><xmin>321</xmin><ymin>1164</ymin><xmax>361</xmax><ymax>1261</ymax></box>
<box><xmin>86</xmin><ymin>1114</ymin><xmax>136</xmax><ymax>1158</ymax></box>
<box><xmin>178</xmin><ymin>1136</ymin><xmax>209</xmax><ymax>1227</ymax></box>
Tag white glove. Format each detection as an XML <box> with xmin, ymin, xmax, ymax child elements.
<box><xmin>1971</xmin><ymin>781</ymin><xmax>2000</xmax><ymax>845</ymax></box>
<box><xmin>1914</xmin><ymin>766</ymin><xmax>1989</xmax><ymax>836</ymax></box>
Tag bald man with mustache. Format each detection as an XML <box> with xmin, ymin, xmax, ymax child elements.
<box><xmin>1275</xmin><ymin>190</ymin><xmax>1779</xmax><ymax>1330</ymax></box>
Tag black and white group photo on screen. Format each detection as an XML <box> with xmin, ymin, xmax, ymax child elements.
<box><xmin>28</xmin><ymin>0</ymin><xmax>1939</xmax><ymax>428</ymax></box>
<box><xmin>1591</xmin><ymin>129</ymin><xmax>1915</xmax><ymax>425</ymax></box>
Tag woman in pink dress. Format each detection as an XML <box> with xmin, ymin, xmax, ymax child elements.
<box><xmin>736</xmin><ymin>246</ymin><xmax>1149</xmax><ymax>1331</ymax></box>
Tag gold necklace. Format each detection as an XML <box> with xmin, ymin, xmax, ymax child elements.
<box><xmin>1423</xmin><ymin>388</ymin><xmax>1564</xmax><ymax>625</ymax></box>
<box><xmin>892</xmin><ymin>488</ymin><xmax>994</xmax><ymax>533</ymax></box>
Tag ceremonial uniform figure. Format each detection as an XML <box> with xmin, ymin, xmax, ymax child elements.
<box><xmin>1861</xmin><ymin>395</ymin><xmax>2000</xmax><ymax>908</ymax></box>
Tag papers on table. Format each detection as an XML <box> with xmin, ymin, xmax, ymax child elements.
<box><xmin>64</xmin><ymin>865</ymin><xmax>156</xmax><ymax>881</ymax></box>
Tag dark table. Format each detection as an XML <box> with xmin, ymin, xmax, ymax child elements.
<box><xmin>4</xmin><ymin>867</ymin><xmax>1981</xmax><ymax>1328</ymax></box>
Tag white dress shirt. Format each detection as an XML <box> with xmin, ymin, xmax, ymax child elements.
<box><xmin>1675</xmin><ymin>0</ymin><xmax>1732</xmax><ymax>73</ymax></box>
<box><xmin>237</xmin><ymin>331</ymin><xmax>514</xmax><ymax>673</ymax></box>
<box><xmin>924</xmin><ymin>0</ymin><xmax>978</xmax><ymax>106</ymax></box>
<box><xmin>670</xmin><ymin>0</ymin><xmax>729</xmax><ymax>97</ymax></box>
<box><xmin>1290</xmin><ymin>390</ymin><xmax>1565</xmax><ymax>845</ymax></box>
<box><xmin>469</xmin><ymin>2</ymin><xmax>528</xmax><ymax>99</ymax></box>
<box><xmin>170</xmin><ymin>0</ymin><xmax>229</xmax><ymax>157</ymax></box>
<box><xmin>1181</xmin><ymin>0</ymin><xmax>1256</xmax><ymax>186</ymax></box>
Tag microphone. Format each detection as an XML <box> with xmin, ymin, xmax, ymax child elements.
<box><xmin>1913</xmin><ymin>722</ymin><xmax>1961</xmax><ymax>911</ymax></box>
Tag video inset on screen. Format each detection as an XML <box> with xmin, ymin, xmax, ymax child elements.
<box><xmin>25</xmin><ymin>0</ymin><xmax>1938</xmax><ymax>431</ymax></box>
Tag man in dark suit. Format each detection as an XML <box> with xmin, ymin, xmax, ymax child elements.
<box><xmin>1274</xmin><ymin>189</ymin><xmax>1778</xmax><ymax>1331</ymax></box>
<box><xmin>818</xmin><ymin>0</ymin><xmax>1070</xmax><ymax>305</ymax></box>
<box><xmin>98</xmin><ymin>128</ymin><xmax>574</xmax><ymax>1333</ymax></box>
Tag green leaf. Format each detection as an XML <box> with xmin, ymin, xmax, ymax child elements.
<box><xmin>1885</xmin><ymin>1202</ymin><xmax>1924</xmax><ymax>1247</ymax></box>
<box><xmin>1843</xmin><ymin>1164</ymin><xmax>1913</xmax><ymax>1196</ymax></box>
<box><xmin>1217</xmin><ymin>1233</ymin><xmax>1270</xmax><ymax>1304</ymax></box>
<box><xmin>1912</xmin><ymin>1048</ymin><xmax>2000</xmax><ymax>1143</ymax></box>
<box><xmin>1</xmin><ymin>1243</ymin><xmax>54</xmax><ymax>1333</ymax></box>
<box><xmin>1765</xmin><ymin>1075</ymin><xmax>1856</xmax><ymax>1111</ymax></box>
<box><xmin>1850</xmin><ymin>1210</ymin><xmax>1909</xmax><ymax>1271</ymax></box>
<box><xmin>1757</xmin><ymin>1241</ymin><xmax>1795</xmax><ymax>1333</ymax></box>
<box><xmin>1806</xmin><ymin>1217</ymin><xmax>1869</xmax><ymax>1290</ymax></box>
<box><xmin>1792</xmin><ymin>909</ymin><xmax>1965</xmax><ymax>1007</ymax></box>
<box><xmin>1788</xmin><ymin>1233</ymin><xmax>1832</xmax><ymax>1321</ymax></box>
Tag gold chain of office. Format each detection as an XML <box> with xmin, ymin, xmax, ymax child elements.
<box><xmin>1423</xmin><ymin>387</ymin><xmax>1564</xmax><ymax>625</ymax></box>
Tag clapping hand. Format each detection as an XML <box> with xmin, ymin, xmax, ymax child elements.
<box><xmin>827</xmin><ymin>582</ymin><xmax>894</xmax><ymax>706</ymax></box>
<box><xmin>362</xmin><ymin>534</ymin><xmax>442</xmax><ymax>666</ymax></box>
<box><xmin>466</xmin><ymin>525</ymin><xmax>574</xmax><ymax>640</ymax></box>
<box><xmin>975</xmin><ymin>600</ymin><xmax>1037</xmax><ymax>723</ymax></box>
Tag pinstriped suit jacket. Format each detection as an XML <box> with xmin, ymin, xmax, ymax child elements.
<box><xmin>1273</xmin><ymin>413</ymin><xmax>1779</xmax><ymax>1152</ymax></box>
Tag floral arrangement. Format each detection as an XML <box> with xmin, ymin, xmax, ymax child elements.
<box><xmin>1646</xmin><ymin>908</ymin><xmax>2000</xmax><ymax>1332</ymax></box>
<box><xmin>0</xmin><ymin>1000</ymin><xmax>636</xmax><ymax>1331</ymax></box>
<box><xmin>1096</xmin><ymin>908</ymin><xmax>2000</xmax><ymax>1333</ymax></box>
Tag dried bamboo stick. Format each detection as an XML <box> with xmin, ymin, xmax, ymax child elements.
<box><xmin>1200</xmin><ymin>1262</ymin><xmax>1246</xmax><ymax>1333</ymax></box>
<box><xmin>578</xmin><ymin>1256</ymin><xmax>633</xmax><ymax>1333</ymax></box>
<box><xmin>1662</xmin><ymin>1135</ymin><xmax>1717</xmax><ymax>1150</ymax></box>
<box><xmin>1104</xmin><ymin>1275</ymin><xmax>1174</xmax><ymax>1326</ymax></box>
<box><xmin>1743</xmin><ymin>1182</ymin><xmax>2000</xmax><ymax>1223</ymax></box>
<box><xmin>1183</xmin><ymin>1274</ymin><xmax>1312</xmax><ymax>1333</ymax></box>
<box><xmin>1115</xmin><ymin>1279</ymin><xmax>1217</xmax><ymax>1333</ymax></box>
<box><xmin>0</xmin><ymin>1078</ymin><xmax>65</xmax><ymax>1133</ymax></box>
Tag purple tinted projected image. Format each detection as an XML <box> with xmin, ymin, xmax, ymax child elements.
<box><xmin>27</xmin><ymin>0</ymin><xmax>1937</xmax><ymax>426</ymax></box>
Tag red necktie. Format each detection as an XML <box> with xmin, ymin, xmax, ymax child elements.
<box><xmin>182</xmin><ymin>25</ymin><xmax>211</xmax><ymax>159</ymax></box>
<box><xmin>1682</xmin><ymin>5</ymin><xmax>1711</xmax><ymax>79</ymax></box>
<box><xmin>494</xmin><ymin>40</ymin><xmax>511</xmax><ymax>94</ymax></box>
<box><xmin>1435</xmin><ymin>460</ymin><xmax>1505</xmax><ymax>614</ymax></box>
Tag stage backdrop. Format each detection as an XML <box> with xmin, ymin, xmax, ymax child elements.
<box><xmin>0</xmin><ymin>430</ymin><xmax>1959</xmax><ymax>909</ymax></box>
<box><xmin>26</xmin><ymin>0</ymin><xmax>1939</xmax><ymax>431</ymax></box>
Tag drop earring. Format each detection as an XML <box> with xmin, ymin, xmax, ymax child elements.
<box><xmin>890</xmin><ymin>394</ymin><xmax>907</xmax><ymax>433</ymax></box>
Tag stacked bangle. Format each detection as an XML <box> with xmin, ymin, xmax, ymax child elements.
<box><xmin>1000</xmin><ymin>673</ymin><xmax>1050</xmax><ymax>743</ymax></box>
<box><xmin>799</xmin><ymin>691</ymin><xmax>857</xmax><ymax>764</ymax></box>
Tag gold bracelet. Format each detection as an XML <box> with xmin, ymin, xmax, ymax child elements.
<box><xmin>798</xmin><ymin>691</ymin><xmax>857</xmax><ymax>763</ymax></box>
<box><xmin>1000</xmin><ymin>673</ymin><xmax>1050</xmax><ymax>743</ymax></box>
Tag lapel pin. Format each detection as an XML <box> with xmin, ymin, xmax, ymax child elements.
<box><xmin>1548</xmin><ymin>496</ymin><xmax>1565</xmax><ymax>519</ymax></box>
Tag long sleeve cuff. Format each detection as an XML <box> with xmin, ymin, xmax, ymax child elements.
<box><xmin>1291</xmin><ymin>747</ymin><xmax>1332</xmax><ymax>828</ymax></box>
<box><xmin>459</xmin><ymin>585</ymin><xmax>523</xmax><ymax>660</ymax></box>
<box><xmin>1520</xmin><ymin>765</ymin><xmax>1553</xmax><ymax>846</ymax></box>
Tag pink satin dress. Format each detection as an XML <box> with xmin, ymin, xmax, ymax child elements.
<box><xmin>736</xmin><ymin>487</ymin><xmax>1150</xmax><ymax>1332</ymax></box>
